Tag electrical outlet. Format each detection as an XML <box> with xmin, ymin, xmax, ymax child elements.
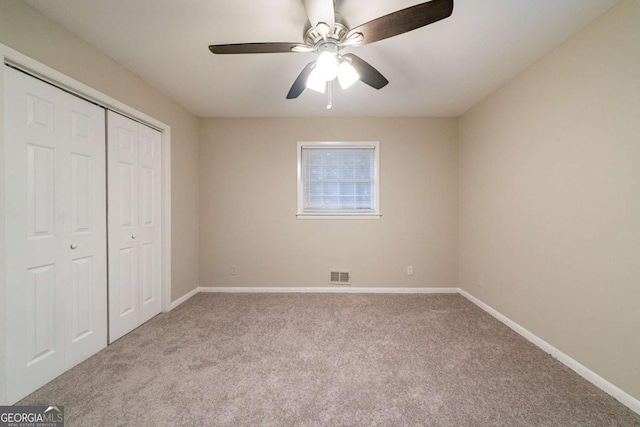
<box><xmin>407</xmin><ymin>265</ymin><xmax>414</xmax><ymax>276</ymax></box>
<box><xmin>230</xmin><ymin>265</ymin><xmax>238</xmax><ymax>275</ymax></box>
<box><xmin>478</xmin><ymin>274</ymin><xmax>485</xmax><ymax>288</ymax></box>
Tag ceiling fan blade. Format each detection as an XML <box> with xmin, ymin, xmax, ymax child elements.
<box><xmin>342</xmin><ymin>54</ymin><xmax>388</xmax><ymax>90</ymax></box>
<box><xmin>302</xmin><ymin>0</ymin><xmax>335</xmax><ymax>31</ymax></box>
<box><xmin>209</xmin><ymin>43</ymin><xmax>301</xmax><ymax>55</ymax></box>
<box><xmin>287</xmin><ymin>61</ymin><xmax>316</xmax><ymax>99</ymax></box>
<box><xmin>347</xmin><ymin>0</ymin><xmax>453</xmax><ymax>46</ymax></box>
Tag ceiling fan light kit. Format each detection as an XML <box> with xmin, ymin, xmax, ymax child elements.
<box><xmin>209</xmin><ymin>0</ymin><xmax>454</xmax><ymax>107</ymax></box>
<box><xmin>315</xmin><ymin>45</ymin><xmax>339</xmax><ymax>81</ymax></box>
<box><xmin>337</xmin><ymin>61</ymin><xmax>360</xmax><ymax>90</ymax></box>
<box><xmin>306</xmin><ymin>68</ymin><xmax>327</xmax><ymax>94</ymax></box>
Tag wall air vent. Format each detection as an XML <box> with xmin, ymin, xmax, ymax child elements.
<box><xmin>330</xmin><ymin>271</ymin><xmax>350</xmax><ymax>285</ymax></box>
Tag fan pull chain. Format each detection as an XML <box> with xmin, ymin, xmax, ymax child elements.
<box><xmin>326</xmin><ymin>81</ymin><xmax>333</xmax><ymax>109</ymax></box>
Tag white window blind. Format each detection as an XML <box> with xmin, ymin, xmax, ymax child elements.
<box><xmin>297</xmin><ymin>142</ymin><xmax>380</xmax><ymax>218</ymax></box>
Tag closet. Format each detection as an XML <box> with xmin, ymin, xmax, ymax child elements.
<box><xmin>3</xmin><ymin>65</ymin><xmax>162</xmax><ymax>403</ymax></box>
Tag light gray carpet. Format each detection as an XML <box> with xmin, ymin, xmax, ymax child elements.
<box><xmin>18</xmin><ymin>293</ymin><xmax>640</xmax><ymax>426</ymax></box>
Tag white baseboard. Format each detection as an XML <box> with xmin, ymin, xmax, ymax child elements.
<box><xmin>169</xmin><ymin>287</ymin><xmax>200</xmax><ymax>310</ymax></box>
<box><xmin>458</xmin><ymin>288</ymin><xmax>640</xmax><ymax>416</ymax></box>
<box><xmin>167</xmin><ymin>285</ymin><xmax>640</xmax><ymax>416</ymax></box>
<box><xmin>199</xmin><ymin>286</ymin><xmax>459</xmax><ymax>294</ymax></box>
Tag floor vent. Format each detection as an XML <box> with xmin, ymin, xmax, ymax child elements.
<box><xmin>330</xmin><ymin>271</ymin><xmax>350</xmax><ymax>285</ymax></box>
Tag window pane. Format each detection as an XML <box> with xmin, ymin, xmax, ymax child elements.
<box><xmin>339</xmin><ymin>182</ymin><xmax>355</xmax><ymax>195</ymax></box>
<box><xmin>301</xmin><ymin>145</ymin><xmax>376</xmax><ymax>213</ymax></box>
<box><xmin>323</xmin><ymin>182</ymin><xmax>338</xmax><ymax>195</ymax></box>
<box><xmin>308</xmin><ymin>182</ymin><xmax>323</xmax><ymax>195</ymax></box>
<box><xmin>308</xmin><ymin>196</ymin><xmax>324</xmax><ymax>208</ymax></box>
<box><xmin>356</xmin><ymin>196</ymin><xmax>372</xmax><ymax>209</ymax></box>
<box><xmin>356</xmin><ymin>182</ymin><xmax>372</xmax><ymax>196</ymax></box>
<box><xmin>309</xmin><ymin>166</ymin><xmax>322</xmax><ymax>180</ymax></box>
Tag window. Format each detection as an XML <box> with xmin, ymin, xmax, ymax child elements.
<box><xmin>297</xmin><ymin>141</ymin><xmax>380</xmax><ymax>219</ymax></box>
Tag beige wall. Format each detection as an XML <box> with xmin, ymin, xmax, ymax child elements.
<box><xmin>0</xmin><ymin>0</ymin><xmax>200</xmax><ymax>301</ymax></box>
<box><xmin>199</xmin><ymin>117</ymin><xmax>458</xmax><ymax>288</ymax></box>
<box><xmin>459</xmin><ymin>0</ymin><xmax>640</xmax><ymax>400</ymax></box>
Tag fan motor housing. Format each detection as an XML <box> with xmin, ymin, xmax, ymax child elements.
<box><xmin>303</xmin><ymin>13</ymin><xmax>350</xmax><ymax>47</ymax></box>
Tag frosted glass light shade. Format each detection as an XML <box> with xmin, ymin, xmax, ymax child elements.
<box><xmin>306</xmin><ymin>68</ymin><xmax>327</xmax><ymax>93</ymax></box>
<box><xmin>337</xmin><ymin>61</ymin><xmax>360</xmax><ymax>89</ymax></box>
<box><xmin>316</xmin><ymin>51</ymin><xmax>339</xmax><ymax>81</ymax></box>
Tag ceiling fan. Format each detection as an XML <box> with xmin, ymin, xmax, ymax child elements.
<box><xmin>209</xmin><ymin>0</ymin><xmax>454</xmax><ymax>107</ymax></box>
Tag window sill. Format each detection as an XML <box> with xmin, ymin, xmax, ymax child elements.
<box><xmin>296</xmin><ymin>213</ymin><xmax>382</xmax><ymax>220</ymax></box>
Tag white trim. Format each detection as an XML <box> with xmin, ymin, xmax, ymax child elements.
<box><xmin>458</xmin><ymin>289</ymin><xmax>557</xmax><ymax>354</ymax></box>
<box><xmin>0</xmin><ymin>49</ymin><xmax>6</xmax><ymax>407</ymax></box>
<box><xmin>296</xmin><ymin>141</ymin><xmax>381</xmax><ymax>218</ymax></box>
<box><xmin>199</xmin><ymin>286</ymin><xmax>458</xmax><ymax>294</ymax></box>
<box><xmin>170</xmin><ymin>287</ymin><xmax>200</xmax><ymax>310</ymax></box>
<box><xmin>161</xmin><ymin>126</ymin><xmax>172</xmax><ymax>313</ymax></box>
<box><xmin>0</xmin><ymin>44</ymin><xmax>173</xmax><ymax>404</ymax></box>
<box><xmin>459</xmin><ymin>288</ymin><xmax>640</xmax><ymax>416</ymax></box>
<box><xmin>296</xmin><ymin>214</ymin><xmax>382</xmax><ymax>220</ymax></box>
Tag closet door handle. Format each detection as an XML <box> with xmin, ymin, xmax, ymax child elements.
<box><xmin>70</xmin><ymin>243</ymin><xmax>79</xmax><ymax>250</ymax></box>
<box><xmin>131</xmin><ymin>234</ymin><xmax>137</xmax><ymax>240</ymax></box>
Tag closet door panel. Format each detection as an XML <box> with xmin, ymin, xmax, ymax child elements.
<box><xmin>5</xmin><ymin>69</ymin><xmax>65</xmax><ymax>403</ymax></box>
<box><xmin>107</xmin><ymin>112</ymin><xmax>140</xmax><ymax>342</ymax></box>
<box><xmin>137</xmin><ymin>124</ymin><xmax>162</xmax><ymax>324</ymax></box>
<box><xmin>4</xmin><ymin>67</ymin><xmax>107</xmax><ymax>403</ymax></box>
<box><xmin>107</xmin><ymin>113</ymin><xmax>162</xmax><ymax>342</ymax></box>
<box><xmin>65</xmin><ymin>95</ymin><xmax>107</xmax><ymax>369</ymax></box>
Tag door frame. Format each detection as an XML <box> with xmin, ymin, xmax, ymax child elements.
<box><xmin>0</xmin><ymin>44</ymin><xmax>173</xmax><ymax>405</ymax></box>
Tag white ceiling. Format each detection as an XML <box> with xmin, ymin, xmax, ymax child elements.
<box><xmin>24</xmin><ymin>0</ymin><xmax>619</xmax><ymax>117</ymax></box>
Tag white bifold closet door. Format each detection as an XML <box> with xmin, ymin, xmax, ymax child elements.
<box><xmin>107</xmin><ymin>111</ymin><xmax>162</xmax><ymax>343</ymax></box>
<box><xmin>4</xmin><ymin>66</ymin><xmax>107</xmax><ymax>403</ymax></box>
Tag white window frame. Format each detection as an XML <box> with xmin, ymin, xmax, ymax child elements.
<box><xmin>296</xmin><ymin>141</ymin><xmax>381</xmax><ymax>219</ymax></box>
